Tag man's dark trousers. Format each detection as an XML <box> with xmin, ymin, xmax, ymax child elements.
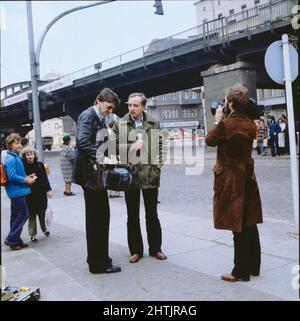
<box><xmin>125</xmin><ymin>188</ymin><xmax>162</xmax><ymax>257</ymax></box>
<box><xmin>231</xmin><ymin>168</ymin><xmax>261</xmax><ymax>280</ymax></box>
<box><xmin>270</xmin><ymin>134</ymin><xmax>279</xmax><ymax>156</ymax></box>
<box><xmin>82</xmin><ymin>187</ymin><xmax>112</xmax><ymax>270</ymax></box>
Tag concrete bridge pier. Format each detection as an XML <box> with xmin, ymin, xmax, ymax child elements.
<box><xmin>201</xmin><ymin>61</ymin><xmax>257</xmax><ymax>130</ymax></box>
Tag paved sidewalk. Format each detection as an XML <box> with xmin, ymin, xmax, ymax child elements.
<box><xmin>1</xmin><ymin>186</ymin><xmax>299</xmax><ymax>301</ymax></box>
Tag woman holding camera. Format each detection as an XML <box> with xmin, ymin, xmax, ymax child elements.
<box><xmin>205</xmin><ymin>84</ymin><xmax>263</xmax><ymax>282</ymax></box>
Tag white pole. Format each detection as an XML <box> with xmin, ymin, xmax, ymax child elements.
<box><xmin>281</xmin><ymin>34</ymin><xmax>299</xmax><ymax>234</ymax></box>
<box><xmin>26</xmin><ymin>1</ymin><xmax>44</xmax><ymax>162</ymax></box>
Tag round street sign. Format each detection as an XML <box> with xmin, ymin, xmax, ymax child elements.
<box><xmin>264</xmin><ymin>40</ymin><xmax>298</xmax><ymax>85</ymax></box>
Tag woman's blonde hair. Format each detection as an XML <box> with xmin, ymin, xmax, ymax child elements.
<box><xmin>21</xmin><ymin>146</ymin><xmax>39</xmax><ymax>160</ymax></box>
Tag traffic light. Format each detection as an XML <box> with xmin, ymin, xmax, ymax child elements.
<box><xmin>39</xmin><ymin>91</ymin><xmax>54</xmax><ymax>110</ymax></box>
<box><xmin>153</xmin><ymin>0</ymin><xmax>164</xmax><ymax>15</ymax></box>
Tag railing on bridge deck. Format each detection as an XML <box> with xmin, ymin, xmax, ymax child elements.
<box><xmin>0</xmin><ymin>80</ymin><xmax>49</xmax><ymax>101</ymax></box>
<box><xmin>0</xmin><ymin>0</ymin><xmax>296</xmax><ymax>108</ymax></box>
<box><xmin>0</xmin><ymin>81</ymin><xmax>31</xmax><ymax>100</ymax></box>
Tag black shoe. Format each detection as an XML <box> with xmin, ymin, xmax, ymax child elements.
<box><xmin>18</xmin><ymin>242</ymin><xmax>29</xmax><ymax>248</ymax></box>
<box><xmin>31</xmin><ymin>236</ymin><xmax>38</xmax><ymax>243</ymax></box>
<box><xmin>105</xmin><ymin>265</ymin><xmax>121</xmax><ymax>273</ymax></box>
<box><xmin>89</xmin><ymin>265</ymin><xmax>121</xmax><ymax>274</ymax></box>
<box><xmin>4</xmin><ymin>240</ymin><xmax>22</xmax><ymax>251</ymax></box>
<box><xmin>64</xmin><ymin>191</ymin><xmax>76</xmax><ymax>196</ymax></box>
<box><xmin>44</xmin><ymin>230</ymin><xmax>50</xmax><ymax>237</ymax></box>
<box><xmin>251</xmin><ymin>272</ymin><xmax>260</xmax><ymax>276</ymax></box>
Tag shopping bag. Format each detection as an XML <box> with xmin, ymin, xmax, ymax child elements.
<box><xmin>45</xmin><ymin>201</ymin><xmax>53</xmax><ymax>227</ymax></box>
<box><xmin>0</xmin><ymin>163</ymin><xmax>7</xmax><ymax>186</ymax></box>
<box><xmin>44</xmin><ymin>164</ymin><xmax>50</xmax><ymax>176</ymax></box>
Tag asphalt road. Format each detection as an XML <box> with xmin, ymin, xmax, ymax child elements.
<box><xmin>44</xmin><ymin>146</ymin><xmax>295</xmax><ymax>223</ymax></box>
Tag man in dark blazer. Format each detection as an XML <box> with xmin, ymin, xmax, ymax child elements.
<box><xmin>73</xmin><ymin>87</ymin><xmax>121</xmax><ymax>274</ymax></box>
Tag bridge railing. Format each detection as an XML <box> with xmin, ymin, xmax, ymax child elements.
<box><xmin>1</xmin><ymin>0</ymin><xmax>296</xmax><ymax>107</ymax></box>
<box><xmin>68</xmin><ymin>0</ymin><xmax>294</xmax><ymax>79</ymax></box>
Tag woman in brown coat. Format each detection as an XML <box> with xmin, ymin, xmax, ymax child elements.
<box><xmin>205</xmin><ymin>84</ymin><xmax>263</xmax><ymax>282</ymax></box>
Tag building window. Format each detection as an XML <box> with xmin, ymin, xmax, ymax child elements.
<box><xmin>218</xmin><ymin>0</ymin><xmax>221</xmax><ymax>5</ymax></box>
<box><xmin>203</xmin><ymin>6</ymin><xmax>206</xmax><ymax>12</ymax></box>
<box><xmin>162</xmin><ymin>94</ymin><xmax>166</xmax><ymax>101</ymax></box>
<box><xmin>172</xmin><ymin>92</ymin><xmax>178</xmax><ymax>100</ymax></box>
<box><xmin>218</xmin><ymin>13</ymin><xmax>223</xmax><ymax>19</ymax></box>
<box><xmin>241</xmin><ymin>4</ymin><xmax>247</xmax><ymax>10</ymax></box>
<box><xmin>184</xmin><ymin>91</ymin><xmax>189</xmax><ymax>99</ymax></box>
<box><xmin>229</xmin><ymin>9</ymin><xmax>234</xmax><ymax>15</ymax></box>
<box><xmin>162</xmin><ymin>110</ymin><xmax>166</xmax><ymax>119</ymax></box>
<box><xmin>192</xmin><ymin>91</ymin><xmax>198</xmax><ymax>99</ymax></box>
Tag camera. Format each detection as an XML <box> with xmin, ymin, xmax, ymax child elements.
<box><xmin>210</xmin><ymin>98</ymin><xmax>264</xmax><ymax>120</ymax></box>
<box><xmin>210</xmin><ymin>101</ymin><xmax>223</xmax><ymax>116</ymax></box>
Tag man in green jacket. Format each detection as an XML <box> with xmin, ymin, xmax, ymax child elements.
<box><xmin>112</xmin><ymin>93</ymin><xmax>168</xmax><ymax>263</ymax></box>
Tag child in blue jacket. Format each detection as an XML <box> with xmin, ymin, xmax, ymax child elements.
<box><xmin>4</xmin><ymin>134</ymin><xmax>36</xmax><ymax>250</ymax></box>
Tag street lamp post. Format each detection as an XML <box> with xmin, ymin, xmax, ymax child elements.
<box><xmin>26</xmin><ymin>1</ymin><xmax>43</xmax><ymax>161</ymax></box>
<box><xmin>26</xmin><ymin>0</ymin><xmax>164</xmax><ymax>162</ymax></box>
<box><xmin>25</xmin><ymin>0</ymin><xmax>116</xmax><ymax>162</ymax></box>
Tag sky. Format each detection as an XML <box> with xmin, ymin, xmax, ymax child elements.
<box><xmin>1</xmin><ymin>0</ymin><xmax>197</xmax><ymax>87</ymax></box>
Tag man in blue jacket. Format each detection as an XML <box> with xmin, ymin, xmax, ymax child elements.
<box><xmin>4</xmin><ymin>134</ymin><xmax>36</xmax><ymax>250</ymax></box>
<box><xmin>269</xmin><ymin>116</ymin><xmax>281</xmax><ymax>157</ymax></box>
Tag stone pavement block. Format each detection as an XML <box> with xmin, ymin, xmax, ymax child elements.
<box><xmin>168</xmin><ymin>244</ymin><xmax>233</xmax><ymax>277</ymax></box>
<box><xmin>159</xmin><ymin>211</ymin><xmax>203</xmax><ymax>226</ymax></box>
<box><xmin>110</xmin><ymin>226</ymin><xmax>128</xmax><ymax>246</ymax></box>
<box><xmin>48</xmin><ymin>281</ymin><xmax>97</xmax><ymax>301</ymax></box>
<box><xmin>262</xmin><ymin>239</ymin><xmax>299</xmax><ymax>261</ymax></box>
<box><xmin>75</xmin><ymin>255</ymin><xmax>282</xmax><ymax>301</ymax></box>
<box><xmin>3</xmin><ymin>251</ymin><xmax>57</xmax><ymax>278</ymax></box>
<box><xmin>39</xmin><ymin>287</ymin><xmax>60</xmax><ymax>301</ymax></box>
<box><xmin>240</xmin><ymin>263</ymin><xmax>299</xmax><ymax>301</ymax></box>
<box><xmin>52</xmin><ymin>214</ymin><xmax>85</xmax><ymax>231</ymax></box>
<box><xmin>2</xmin><ymin>248</ymin><xmax>38</xmax><ymax>260</ymax></box>
<box><xmin>5</xmin><ymin>267</ymin><xmax>73</xmax><ymax>290</ymax></box>
<box><xmin>162</xmin><ymin>230</ymin><xmax>216</xmax><ymax>256</ymax></box>
<box><xmin>21</xmin><ymin>256</ymin><xmax>58</xmax><ymax>274</ymax></box>
<box><xmin>165</xmin><ymin>218</ymin><xmax>228</xmax><ymax>241</ymax></box>
<box><xmin>3</xmin><ymin>260</ymin><xmax>32</xmax><ymax>278</ymax></box>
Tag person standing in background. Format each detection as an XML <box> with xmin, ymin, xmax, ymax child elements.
<box><xmin>22</xmin><ymin>147</ymin><xmax>52</xmax><ymax>242</ymax></box>
<box><xmin>60</xmin><ymin>135</ymin><xmax>75</xmax><ymax>196</ymax></box>
<box><xmin>269</xmin><ymin>116</ymin><xmax>281</xmax><ymax>157</ymax></box>
<box><xmin>4</xmin><ymin>134</ymin><xmax>36</xmax><ymax>250</ymax></box>
<box><xmin>278</xmin><ymin>118</ymin><xmax>286</xmax><ymax>156</ymax></box>
<box><xmin>257</xmin><ymin>118</ymin><xmax>268</xmax><ymax>156</ymax></box>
